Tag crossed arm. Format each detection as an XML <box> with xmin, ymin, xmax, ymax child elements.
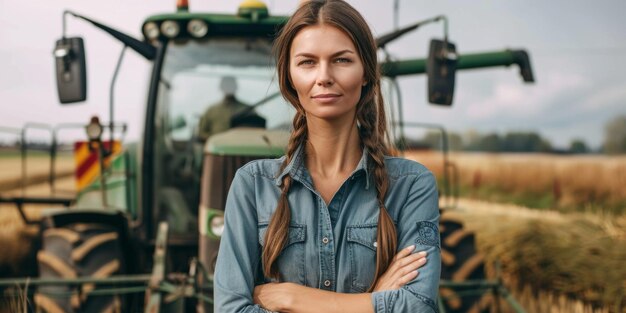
<box><xmin>252</xmin><ymin>246</ymin><xmax>428</xmax><ymax>313</ymax></box>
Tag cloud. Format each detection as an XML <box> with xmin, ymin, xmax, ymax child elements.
<box><xmin>581</xmin><ymin>83</ymin><xmax>626</xmax><ymax>111</ymax></box>
<box><xmin>464</xmin><ymin>71</ymin><xmax>587</xmax><ymax>120</ymax></box>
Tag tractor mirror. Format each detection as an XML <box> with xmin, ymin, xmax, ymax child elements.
<box><xmin>427</xmin><ymin>39</ymin><xmax>458</xmax><ymax>106</ymax></box>
<box><xmin>54</xmin><ymin>37</ymin><xmax>87</xmax><ymax>104</ymax></box>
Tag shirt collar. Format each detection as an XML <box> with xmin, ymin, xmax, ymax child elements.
<box><xmin>275</xmin><ymin>143</ymin><xmax>371</xmax><ymax>190</ymax></box>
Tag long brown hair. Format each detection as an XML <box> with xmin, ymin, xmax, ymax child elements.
<box><xmin>264</xmin><ymin>0</ymin><xmax>397</xmax><ymax>292</ymax></box>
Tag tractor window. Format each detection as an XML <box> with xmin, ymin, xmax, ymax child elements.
<box><xmin>160</xmin><ymin>39</ymin><xmax>293</xmax><ymax>143</ymax></box>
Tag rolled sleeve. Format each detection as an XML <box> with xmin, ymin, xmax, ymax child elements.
<box><xmin>214</xmin><ymin>169</ymin><xmax>265</xmax><ymax>313</ymax></box>
<box><xmin>372</xmin><ymin>170</ymin><xmax>441</xmax><ymax>313</ymax></box>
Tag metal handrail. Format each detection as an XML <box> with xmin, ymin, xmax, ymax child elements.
<box><xmin>0</xmin><ymin>196</ymin><xmax>74</xmax><ymax>224</ymax></box>
<box><xmin>0</xmin><ymin>276</ymin><xmax>522</xmax><ymax>312</ymax></box>
<box><xmin>20</xmin><ymin>122</ymin><xmax>54</xmax><ymax>196</ymax></box>
<box><xmin>439</xmin><ymin>279</ymin><xmax>526</xmax><ymax>313</ymax></box>
<box><xmin>0</xmin><ymin>274</ymin><xmax>151</xmax><ymax>287</ymax></box>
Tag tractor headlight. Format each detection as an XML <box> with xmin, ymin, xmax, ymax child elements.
<box><xmin>143</xmin><ymin>22</ymin><xmax>160</xmax><ymax>40</ymax></box>
<box><xmin>200</xmin><ymin>206</ymin><xmax>225</xmax><ymax>239</ymax></box>
<box><xmin>187</xmin><ymin>19</ymin><xmax>208</xmax><ymax>38</ymax></box>
<box><xmin>161</xmin><ymin>20</ymin><xmax>180</xmax><ymax>38</ymax></box>
<box><xmin>209</xmin><ymin>215</ymin><xmax>225</xmax><ymax>237</ymax></box>
<box><xmin>85</xmin><ymin>116</ymin><xmax>103</xmax><ymax>141</ymax></box>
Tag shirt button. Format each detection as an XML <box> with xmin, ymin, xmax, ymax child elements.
<box><xmin>324</xmin><ymin>280</ymin><xmax>331</xmax><ymax>287</ymax></box>
<box><xmin>322</xmin><ymin>237</ymin><xmax>329</xmax><ymax>244</ymax></box>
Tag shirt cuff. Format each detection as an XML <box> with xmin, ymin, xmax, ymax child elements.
<box><xmin>371</xmin><ymin>289</ymin><xmax>439</xmax><ymax>313</ymax></box>
<box><xmin>371</xmin><ymin>290</ymin><xmax>390</xmax><ymax>313</ymax></box>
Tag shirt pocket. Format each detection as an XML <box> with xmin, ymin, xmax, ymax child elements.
<box><xmin>346</xmin><ymin>224</ymin><xmax>378</xmax><ymax>292</ymax></box>
<box><xmin>258</xmin><ymin>223</ymin><xmax>307</xmax><ymax>284</ymax></box>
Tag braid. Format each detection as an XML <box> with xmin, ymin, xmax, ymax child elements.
<box><xmin>262</xmin><ymin>111</ymin><xmax>308</xmax><ymax>279</ymax></box>
<box><xmin>358</xmin><ymin>83</ymin><xmax>398</xmax><ymax>292</ymax></box>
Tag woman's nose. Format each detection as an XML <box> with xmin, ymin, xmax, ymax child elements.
<box><xmin>315</xmin><ymin>63</ymin><xmax>334</xmax><ymax>87</ymax></box>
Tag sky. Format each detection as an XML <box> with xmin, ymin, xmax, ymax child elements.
<box><xmin>1</xmin><ymin>0</ymin><xmax>625</xmax><ymax>149</ymax></box>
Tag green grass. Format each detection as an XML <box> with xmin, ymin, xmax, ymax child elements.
<box><xmin>444</xmin><ymin>179</ymin><xmax>626</xmax><ymax>216</ymax></box>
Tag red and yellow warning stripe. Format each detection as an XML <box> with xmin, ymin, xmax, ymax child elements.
<box><xmin>73</xmin><ymin>141</ymin><xmax>121</xmax><ymax>190</ymax></box>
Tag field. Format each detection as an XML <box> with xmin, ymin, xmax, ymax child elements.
<box><xmin>1</xmin><ymin>151</ymin><xmax>625</xmax><ymax>312</ymax></box>
<box><xmin>406</xmin><ymin>151</ymin><xmax>626</xmax><ymax>312</ymax></box>
<box><xmin>406</xmin><ymin>151</ymin><xmax>626</xmax><ymax>215</ymax></box>
<box><xmin>0</xmin><ymin>151</ymin><xmax>75</xmax><ymax>194</ymax></box>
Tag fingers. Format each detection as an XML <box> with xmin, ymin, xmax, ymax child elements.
<box><xmin>388</xmin><ymin>250</ymin><xmax>427</xmax><ymax>283</ymax></box>
<box><xmin>374</xmin><ymin>248</ymin><xmax>428</xmax><ymax>292</ymax></box>
<box><xmin>392</xmin><ymin>250</ymin><xmax>427</xmax><ymax>271</ymax></box>
<box><xmin>393</xmin><ymin>245</ymin><xmax>415</xmax><ymax>261</ymax></box>
<box><xmin>399</xmin><ymin>269</ymin><xmax>419</xmax><ymax>286</ymax></box>
<box><xmin>402</xmin><ymin>255</ymin><xmax>427</xmax><ymax>275</ymax></box>
<box><xmin>389</xmin><ymin>257</ymin><xmax>425</xmax><ymax>289</ymax></box>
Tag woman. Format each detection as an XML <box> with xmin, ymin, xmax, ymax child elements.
<box><xmin>214</xmin><ymin>1</ymin><xmax>440</xmax><ymax>312</ymax></box>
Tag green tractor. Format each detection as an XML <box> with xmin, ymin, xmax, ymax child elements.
<box><xmin>0</xmin><ymin>1</ymin><xmax>534</xmax><ymax>312</ymax></box>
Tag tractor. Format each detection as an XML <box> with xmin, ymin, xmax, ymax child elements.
<box><xmin>0</xmin><ymin>1</ymin><xmax>534</xmax><ymax>312</ymax></box>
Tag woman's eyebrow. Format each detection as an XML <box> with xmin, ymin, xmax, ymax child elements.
<box><xmin>293</xmin><ymin>49</ymin><xmax>355</xmax><ymax>58</ymax></box>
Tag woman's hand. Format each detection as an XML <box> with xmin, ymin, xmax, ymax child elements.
<box><xmin>253</xmin><ymin>282</ymin><xmax>296</xmax><ymax>312</ymax></box>
<box><xmin>373</xmin><ymin>245</ymin><xmax>427</xmax><ymax>292</ymax></box>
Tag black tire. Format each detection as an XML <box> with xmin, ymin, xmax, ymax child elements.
<box><xmin>35</xmin><ymin>223</ymin><xmax>125</xmax><ymax>313</ymax></box>
<box><xmin>439</xmin><ymin>216</ymin><xmax>493</xmax><ymax>313</ymax></box>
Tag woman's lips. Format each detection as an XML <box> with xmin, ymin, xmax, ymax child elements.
<box><xmin>312</xmin><ymin>93</ymin><xmax>341</xmax><ymax>103</ymax></box>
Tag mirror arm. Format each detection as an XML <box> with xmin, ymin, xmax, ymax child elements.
<box><xmin>376</xmin><ymin>15</ymin><xmax>447</xmax><ymax>48</ymax></box>
<box><xmin>63</xmin><ymin>10</ymin><xmax>156</xmax><ymax>60</ymax></box>
<box><xmin>106</xmin><ymin>46</ymin><xmax>128</xmax><ymax>150</ymax></box>
<box><xmin>381</xmin><ymin>49</ymin><xmax>535</xmax><ymax>83</ymax></box>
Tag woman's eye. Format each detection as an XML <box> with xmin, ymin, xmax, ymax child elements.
<box><xmin>335</xmin><ymin>58</ymin><xmax>352</xmax><ymax>63</ymax></box>
<box><xmin>298</xmin><ymin>59</ymin><xmax>314</xmax><ymax>66</ymax></box>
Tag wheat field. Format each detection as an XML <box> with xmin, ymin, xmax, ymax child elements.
<box><xmin>406</xmin><ymin>151</ymin><xmax>626</xmax><ymax>215</ymax></box>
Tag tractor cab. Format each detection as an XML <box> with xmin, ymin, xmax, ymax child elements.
<box><xmin>138</xmin><ymin>3</ymin><xmax>294</xmax><ymax>252</ymax></box>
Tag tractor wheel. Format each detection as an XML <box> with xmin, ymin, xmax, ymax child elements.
<box><xmin>35</xmin><ymin>223</ymin><xmax>125</xmax><ymax>313</ymax></box>
<box><xmin>439</xmin><ymin>216</ymin><xmax>493</xmax><ymax>313</ymax></box>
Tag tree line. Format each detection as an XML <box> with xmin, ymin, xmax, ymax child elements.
<box><xmin>400</xmin><ymin>115</ymin><xmax>626</xmax><ymax>154</ymax></box>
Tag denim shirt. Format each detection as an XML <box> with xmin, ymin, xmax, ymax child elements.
<box><xmin>214</xmin><ymin>146</ymin><xmax>441</xmax><ymax>313</ymax></box>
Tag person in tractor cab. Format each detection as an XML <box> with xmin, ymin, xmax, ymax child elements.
<box><xmin>197</xmin><ymin>76</ymin><xmax>249</xmax><ymax>141</ymax></box>
<box><xmin>214</xmin><ymin>1</ymin><xmax>441</xmax><ymax>312</ymax></box>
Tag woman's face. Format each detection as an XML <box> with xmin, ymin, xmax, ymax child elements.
<box><xmin>289</xmin><ymin>24</ymin><xmax>365</xmax><ymax>122</ymax></box>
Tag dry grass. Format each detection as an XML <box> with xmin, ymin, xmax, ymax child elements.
<box><xmin>444</xmin><ymin>198</ymin><xmax>626</xmax><ymax>312</ymax></box>
<box><xmin>0</xmin><ymin>281</ymin><xmax>30</xmax><ymax>313</ymax></box>
<box><xmin>406</xmin><ymin>151</ymin><xmax>626</xmax><ymax>215</ymax></box>
<box><xmin>0</xmin><ymin>205</ymin><xmax>42</xmax><ymax>277</ymax></box>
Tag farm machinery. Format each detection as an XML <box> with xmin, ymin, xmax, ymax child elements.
<box><xmin>0</xmin><ymin>0</ymin><xmax>535</xmax><ymax>312</ymax></box>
